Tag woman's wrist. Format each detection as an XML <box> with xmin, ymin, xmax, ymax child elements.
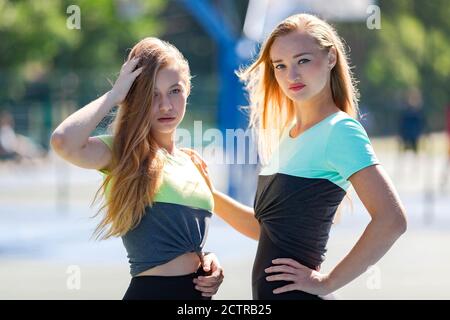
<box><xmin>105</xmin><ymin>90</ymin><xmax>121</xmax><ymax>107</ymax></box>
<box><xmin>320</xmin><ymin>272</ymin><xmax>335</xmax><ymax>295</ymax></box>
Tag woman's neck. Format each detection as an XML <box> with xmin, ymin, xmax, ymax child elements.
<box><xmin>152</xmin><ymin>131</ymin><xmax>176</xmax><ymax>155</ymax></box>
<box><xmin>293</xmin><ymin>86</ymin><xmax>340</xmax><ymax>132</ymax></box>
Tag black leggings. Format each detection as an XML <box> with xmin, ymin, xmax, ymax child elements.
<box><xmin>123</xmin><ymin>267</ymin><xmax>212</xmax><ymax>300</ymax></box>
<box><xmin>252</xmin><ymin>226</ymin><xmax>323</xmax><ymax>300</ymax></box>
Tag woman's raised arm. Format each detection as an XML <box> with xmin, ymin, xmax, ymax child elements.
<box><xmin>50</xmin><ymin>57</ymin><xmax>143</xmax><ymax>170</ymax></box>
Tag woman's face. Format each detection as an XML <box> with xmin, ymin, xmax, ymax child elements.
<box><xmin>150</xmin><ymin>65</ymin><xmax>188</xmax><ymax>135</ymax></box>
<box><xmin>269</xmin><ymin>30</ymin><xmax>335</xmax><ymax>103</ymax></box>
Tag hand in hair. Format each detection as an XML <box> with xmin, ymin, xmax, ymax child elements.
<box><xmin>110</xmin><ymin>57</ymin><xmax>144</xmax><ymax>105</ymax></box>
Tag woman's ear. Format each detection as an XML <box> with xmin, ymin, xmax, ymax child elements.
<box><xmin>328</xmin><ymin>47</ymin><xmax>337</xmax><ymax>70</ymax></box>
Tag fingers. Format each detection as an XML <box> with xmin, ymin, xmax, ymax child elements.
<box><xmin>181</xmin><ymin>148</ymin><xmax>205</xmax><ymax>164</ymax></box>
<box><xmin>194</xmin><ymin>272</ymin><xmax>224</xmax><ymax>287</ymax></box>
<box><xmin>128</xmin><ymin>56</ymin><xmax>140</xmax><ymax>66</ymax></box>
<box><xmin>273</xmin><ymin>283</ymin><xmax>298</xmax><ymax>294</ymax></box>
<box><xmin>265</xmin><ymin>265</ymin><xmax>296</xmax><ymax>275</ymax></box>
<box><xmin>195</xmin><ymin>285</ymin><xmax>219</xmax><ymax>295</ymax></box>
<box><xmin>191</xmin><ymin>153</ymin><xmax>206</xmax><ymax>168</ymax></box>
<box><xmin>193</xmin><ymin>267</ymin><xmax>224</xmax><ymax>290</ymax></box>
<box><xmin>194</xmin><ymin>283</ymin><xmax>223</xmax><ymax>294</ymax></box>
<box><xmin>201</xmin><ymin>255</ymin><xmax>212</xmax><ymax>273</ymax></box>
<box><xmin>122</xmin><ymin>56</ymin><xmax>141</xmax><ymax>73</ymax></box>
<box><xmin>194</xmin><ymin>275</ymin><xmax>223</xmax><ymax>296</ymax></box>
<box><xmin>193</xmin><ymin>156</ymin><xmax>208</xmax><ymax>173</ymax></box>
<box><xmin>208</xmin><ymin>268</ymin><xmax>224</xmax><ymax>280</ymax></box>
<box><xmin>194</xmin><ymin>276</ymin><xmax>223</xmax><ymax>296</ymax></box>
<box><xmin>196</xmin><ymin>286</ymin><xmax>218</xmax><ymax>297</ymax></box>
<box><xmin>132</xmin><ymin>66</ymin><xmax>144</xmax><ymax>76</ymax></box>
<box><xmin>179</xmin><ymin>148</ymin><xmax>209</xmax><ymax>172</ymax></box>
<box><xmin>202</xmin><ymin>253</ymin><xmax>222</xmax><ymax>274</ymax></box>
<box><xmin>179</xmin><ymin>148</ymin><xmax>201</xmax><ymax>162</ymax></box>
<box><xmin>266</xmin><ymin>273</ymin><xmax>297</xmax><ymax>282</ymax></box>
<box><xmin>201</xmin><ymin>293</ymin><xmax>215</xmax><ymax>298</ymax></box>
<box><xmin>195</xmin><ymin>270</ymin><xmax>223</xmax><ymax>281</ymax></box>
<box><xmin>209</xmin><ymin>261</ymin><xmax>223</xmax><ymax>275</ymax></box>
<box><xmin>271</xmin><ymin>258</ymin><xmax>305</xmax><ymax>269</ymax></box>
<box><xmin>180</xmin><ymin>147</ymin><xmax>195</xmax><ymax>157</ymax></box>
<box><xmin>183</xmin><ymin>147</ymin><xmax>202</xmax><ymax>159</ymax></box>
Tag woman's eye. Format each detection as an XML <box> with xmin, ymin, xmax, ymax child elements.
<box><xmin>298</xmin><ymin>58</ymin><xmax>310</xmax><ymax>64</ymax></box>
<box><xmin>171</xmin><ymin>88</ymin><xmax>181</xmax><ymax>94</ymax></box>
<box><xmin>274</xmin><ymin>64</ymin><xmax>286</xmax><ymax>70</ymax></box>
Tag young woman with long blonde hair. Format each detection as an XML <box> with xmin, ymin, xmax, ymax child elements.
<box><xmin>187</xmin><ymin>13</ymin><xmax>407</xmax><ymax>300</ymax></box>
<box><xmin>51</xmin><ymin>37</ymin><xmax>223</xmax><ymax>300</ymax></box>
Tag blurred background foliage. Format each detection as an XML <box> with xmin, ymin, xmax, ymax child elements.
<box><xmin>0</xmin><ymin>0</ymin><xmax>449</xmax><ymax>148</ymax></box>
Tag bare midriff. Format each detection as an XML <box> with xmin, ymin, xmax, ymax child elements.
<box><xmin>135</xmin><ymin>251</ymin><xmax>202</xmax><ymax>277</ymax></box>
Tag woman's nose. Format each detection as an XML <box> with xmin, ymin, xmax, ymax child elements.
<box><xmin>288</xmin><ymin>68</ymin><xmax>300</xmax><ymax>82</ymax></box>
<box><xmin>159</xmin><ymin>96</ymin><xmax>173</xmax><ymax>112</ymax></box>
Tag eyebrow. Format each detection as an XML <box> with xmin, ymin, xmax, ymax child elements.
<box><xmin>271</xmin><ymin>52</ymin><xmax>312</xmax><ymax>63</ymax></box>
<box><xmin>154</xmin><ymin>82</ymin><xmax>183</xmax><ymax>92</ymax></box>
<box><xmin>169</xmin><ymin>82</ymin><xmax>182</xmax><ymax>89</ymax></box>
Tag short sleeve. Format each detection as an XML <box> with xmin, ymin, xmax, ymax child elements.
<box><xmin>326</xmin><ymin>118</ymin><xmax>379</xmax><ymax>180</ymax></box>
<box><xmin>95</xmin><ymin>134</ymin><xmax>113</xmax><ymax>150</ymax></box>
<box><xmin>93</xmin><ymin>135</ymin><xmax>113</xmax><ymax>175</ymax></box>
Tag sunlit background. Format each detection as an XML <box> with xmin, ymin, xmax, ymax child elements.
<box><xmin>1</xmin><ymin>0</ymin><xmax>449</xmax><ymax>299</ymax></box>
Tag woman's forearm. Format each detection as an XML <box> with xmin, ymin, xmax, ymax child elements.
<box><xmin>325</xmin><ymin>216</ymin><xmax>406</xmax><ymax>293</ymax></box>
<box><xmin>212</xmin><ymin>190</ymin><xmax>260</xmax><ymax>240</ymax></box>
<box><xmin>51</xmin><ymin>91</ymin><xmax>117</xmax><ymax>153</ymax></box>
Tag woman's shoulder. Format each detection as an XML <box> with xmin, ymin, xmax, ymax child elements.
<box><xmin>329</xmin><ymin>111</ymin><xmax>363</xmax><ymax>127</ymax></box>
<box><xmin>325</xmin><ymin>110</ymin><xmax>377</xmax><ymax>163</ymax></box>
<box><xmin>325</xmin><ymin>111</ymin><xmax>380</xmax><ymax>180</ymax></box>
<box><xmin>328</xmin><ymin>111</ymin><xmax>369</xmax><ymax>139</ymax></box>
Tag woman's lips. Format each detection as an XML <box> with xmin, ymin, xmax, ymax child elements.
<box><xmin>289</xmin><ymin>84</ymin><xmax>306</xmax><ymax>92</ymax></box>
<box><xmin>157</xmin><ymin>117</ymin><xmax>176</xmax><ymax>123</ymax></box>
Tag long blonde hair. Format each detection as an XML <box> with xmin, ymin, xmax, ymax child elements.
<box><xmin>238</xmin><ymin>13</ymin><xmax>359</xmax><ymax>164</ymax></box>
<box><xmin>92</xmin><ymin>37</ymin><xmax>191</xmax><ymax>240</ymax></box>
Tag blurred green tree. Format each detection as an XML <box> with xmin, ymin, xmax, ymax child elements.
<box><xmin>361</xmin><ymin>0</ymin><xmax>449</xmax><ymax>134</ymax></box>
<box><xmin>0</xmin><ymin>0</ymin><xmax>167</xmax><ymax>101</ymax></box>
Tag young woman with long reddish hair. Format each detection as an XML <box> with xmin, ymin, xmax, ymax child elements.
<box><xmin>51</xmin><ymin>37</ymin><xmax>223</xmax><ymax>300</ymax></box>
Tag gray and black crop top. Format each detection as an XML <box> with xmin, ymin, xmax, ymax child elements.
<box><xmin>96</xmin><ymin>135</ymin><xmax>214</xmax><ymax>277</ymax></box>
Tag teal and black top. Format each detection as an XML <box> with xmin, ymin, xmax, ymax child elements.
<box><xmin>252</xmin><ymin>111</ymin><xmax>380</xmax><ymax>299</ymax></box>
<box><xmin>96</xmin><ymin>135</ymin><xmax>214</xmax><ymax>277</ymax></box>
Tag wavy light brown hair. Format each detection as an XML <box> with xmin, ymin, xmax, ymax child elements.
<box><xmin>92</xmin><ymin>37</ymin><xmax>191</xmax><ymax>240</ymax></box>
<box><xmin>238</xmin><ymin>13</ymin><xmax>359</xmax><ymax>164</ymax></box>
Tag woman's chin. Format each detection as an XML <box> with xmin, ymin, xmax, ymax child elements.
<box><xmin>152</xmin><ymin>123</ymin><xmax>179</xmax><ymax>135</ymax></box>
<box><xmin>155</xmin><ymin>128</ymin><xmax>177</xmax><ymax>135</ymax></box>
<box><xmin>288</xmin><ymin>90</ymin><xmax>319</xmax><ymax>104</ymax></box>
<box><xmin>288</xmin><ymin>94</ymin><xmax>308</xmax><ymax>103</ymax></box>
